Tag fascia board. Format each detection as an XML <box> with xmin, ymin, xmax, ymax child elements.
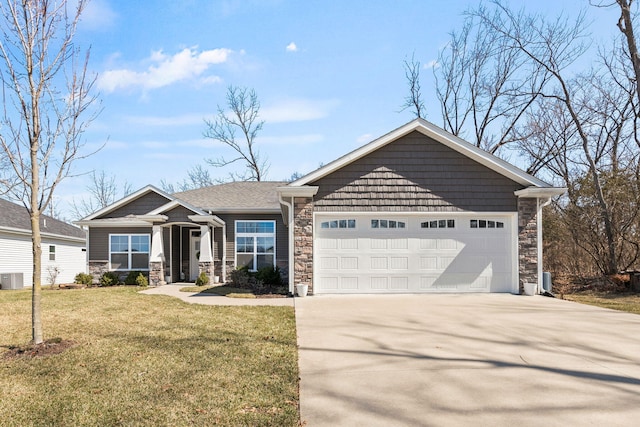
<box><xmin>276</xmin><ymin>186</ymin><xmax>319</xmax><ymax>197</ymax></box>
<box><xmin>147</xmin><ymin>198</ymin><xmax>208</xmax><ymax>216</ymax></box>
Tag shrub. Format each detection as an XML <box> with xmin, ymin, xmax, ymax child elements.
<box><xmin>195</xmin><ymin>272</ymin><xmax>209</xmax><ymax>287</ymax></box>
<box><xmin>124</xmin><ymin>270</ymin><xmax>145</xmax><ymax>285</ymax></box>
<box><xmin>135</xmin><ymin>273</ymin><xmax>149</xmax><ymax>287</ymax></box>
<box><xmin>255</xmin><ymin>266</ymin><xmax>283</xmax><ymax>286</ymax></box>
<box><xmin>74</xmin><ymin>272</ymin><xmax>93</xmax><ymax>286</ymax></box>
<box><xmin>100</xmin><ymin>271</ymin><xmax>120</xmax><ymax>287</ymax></box>
<box><xmin>230</xmin><ymin>267</ymin><xmax>253</xmax><ymax>289</ymax></box>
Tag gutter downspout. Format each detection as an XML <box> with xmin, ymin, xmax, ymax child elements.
<box><xmin>279</xmin><ymin>194</ymin><xmax>295</xmax><ymax>294</ymax></box>
<box><xmin>537</xmin><ymin>197</ymin><xmax>552</xmax><ymax>294</ymax></box>
<box><xmin>222</xmin><ymin>223</ymin><xmax>227</xmax><ymax>283</ymax></box>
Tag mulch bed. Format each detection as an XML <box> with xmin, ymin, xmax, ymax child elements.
<box><xmin>3</xmin><ymin>338</ymin><xmax>75</xmax><ymax>360</ymax></box>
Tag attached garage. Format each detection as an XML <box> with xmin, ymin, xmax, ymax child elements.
<box><xmin>277</xmin><ymin>118</ymin><xmax>566</xmax><ymax>295</ymax></box>
<box><xmin>314</xmin><ymin>213</ymin><xmax>517</xmax><ymax>293</ymax></box>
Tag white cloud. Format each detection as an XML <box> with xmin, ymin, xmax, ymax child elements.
<box><xmin>98</xmin><ymin>47</ymin><xmax>232</xmax><ymax>93</ymax></box>
<box><xmin>286</xmin><ymin>42</ymin><xmax>298</xmax><ymax>52</ymax></box>
<box><xmin>261</xmin><ymin>98</ymin><xmax>339</xmax><ymax>123</ymax></box>
<box><xmin>424</xmin><ymin>59</ymin><xmax>439</xmax><ymax>69</ymax></box>
<box><xmin>356</xmin><ymin>133</ymin><xmax>373</xmax><ymax>144</ymax></box>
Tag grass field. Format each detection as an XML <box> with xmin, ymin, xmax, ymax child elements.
<box><xmin>0</xmin><ymin>286</ymin><xmax>299</xmax><ymax>426</ymax></box>
<box><xmin>564</xmin><ymin>292</ymin><xmax>640</xmax><ymax>315</ymax></box>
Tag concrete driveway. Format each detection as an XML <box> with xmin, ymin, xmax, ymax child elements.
<box><xmin>295</xmin><ymin>294</ymin><xmax>640</xmax><ymax>426</ymax></box>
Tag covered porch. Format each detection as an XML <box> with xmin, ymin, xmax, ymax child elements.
<box><xmin>149</xmin><ymin>214</ymin><xmax>226</xmax><ymax>287</ymax></box>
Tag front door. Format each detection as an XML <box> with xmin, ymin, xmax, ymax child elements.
<box><xmin>190</xmin><ymin>230</ymin><xmax>201</xmax><ymax>282</ymax></box>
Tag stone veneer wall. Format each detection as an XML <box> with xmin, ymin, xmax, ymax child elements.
<box><xmin>518</xmin><ymin>198</ymin><xmax>538</xmax><ymax>293</ymax></box>
<box><xmin>293</xmin><ymin>197</ymin><xmax>314</xmax><ymax>293</ymax></box>
<box><xmin>199</xmin><ymin>261</ymin><xmax>215</xmax><ymax>285</ymax></box>
<box><xmin>149</xmin><ymin>261</ymin><xmax>164</xmax><ymax>287</ymax></box>
<box><xmin>88</xmin><ymin>261</ymin><xmax>109</xmax><ymax>285</ymax></box>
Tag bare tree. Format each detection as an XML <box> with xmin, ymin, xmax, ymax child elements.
<box><xmin>434</xmin><ymin>6</ymin><xmax>552</xmax><ymax>154</ymax></box>
<box><xmin>0</xmin><ymin>0</ymin><xmax>98</xmax><ymax>344</ymax></box>
<box><xmin>160</xmin><ymin>164</ymin><xmax>214</xmax><ymax>193</ymax></box>
<box><xmin>204</xmin><ymin>85</ymin><xmax>268</xmax><ymax>181</ymax></box>
<box><xmin>71</xmin><ymin>170</ymin><xmax>131</xmax><ymax>219</ymax></box>
<box><xmin>400</xmin><ymin>53</ymin><xmax>426</xmax><ymax>119</ymax></box>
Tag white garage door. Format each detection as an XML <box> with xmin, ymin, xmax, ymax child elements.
<box><xmin>314</xmin><ymin>214</ymin><xmax>516</xmax><ymax>294</ymax></box>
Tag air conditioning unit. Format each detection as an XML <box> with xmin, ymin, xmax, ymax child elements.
<box><xmin>0</xmin><ymin>273</ymin><xmax>24</xmax><ymax>290</ymax></box>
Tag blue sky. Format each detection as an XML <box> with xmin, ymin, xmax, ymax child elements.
<box><xmin>59</xmin><ymin>0</ymin><xmax>620</xmax><ymax>218</ymax></box>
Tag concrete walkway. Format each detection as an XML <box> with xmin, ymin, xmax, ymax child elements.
<box><xmin>295</xmin><ymin>294</ymin><xmax>640</xmax><ymax>426</ymax></box>
<box><xmin>140</xmin><ymin>283</ymin><xmax>294</xmax><ymax>306</ymax></box>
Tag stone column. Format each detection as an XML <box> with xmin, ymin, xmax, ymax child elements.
<box><xmin>149</xmin><ymin>225</ymin><xmax>165</xmax><ymax>287</ymax></box>
<box><xmin>518</xmin><ymin>198</ymin><xmax>538</xmax><ymax>294</ymax></box>
<box><xmin>198</xmin><ymin>224</ymin><xmax>214</xmax><ymax>284</ymax></box>
<box><xmin>293</xmin><ymin>197</ymin><xmax>314</xmax><ymax>293</ymax></box>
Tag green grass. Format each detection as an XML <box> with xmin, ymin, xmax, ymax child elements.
<box><xmin>565</xmin><ymin>292</ymin><xmax>640</xmax><ymax>315</ymax></box>
<box><xmin>0</xmin><ymin>287</ymin><xmax>299</xmax><ymax>426</ymax></box>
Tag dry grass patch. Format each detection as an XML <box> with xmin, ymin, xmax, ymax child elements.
<box><xmin>563</xmin><ymin>292</ymin><xmax>640</xmax><ymax>315</ymax></box>
<box><xmin>0</xmin><ymin>286</ymin><xmax>299</xmax><ymax>426</ymax></box>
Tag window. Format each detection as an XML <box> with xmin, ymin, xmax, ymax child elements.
<box><xmin>470</xmin><ymin>219</ymin><xmax>504</xmax><ymax>229</ymax></box>
<box><xmin>236</xmin><ymin>221</ymin><xmax>276</xmax><ymax>271</ymax></box>
<box><xmin>421</xmin><ymin>219</ymin><xmax>455</xmax><ymax>228</ymax></box>
<box><xmin>49</xmin><ymin>245</ymin><xmax>56</xmax><ymax>261</ymax></box>
<box><xmin>371</xmin><ymin>219</ymin><xmax>406</xmax><ymax>229</ymax></box>
<box><xmin>109</xmin><ymin>234</ymin><xmax>150</xmax><ymax>270</ymax></box>
<box><xmin>320</xmin><ymin>219</ymin><xmax>356</xmax><ymax>229</ymax></box>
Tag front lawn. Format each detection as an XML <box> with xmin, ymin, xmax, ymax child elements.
<box><xmin>0</xmin><ymin>287</ymin><xmax>299</xmax><ymax>426</ymax></box>
<box><xmin>564</xmin><ymin>292</ymin><xmax>640</xmax><ymax>315</ymax></box>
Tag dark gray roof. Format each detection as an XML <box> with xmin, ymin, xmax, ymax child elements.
<box><xmin>173</xmin><ymin>181</ymin><xmax>286</xmax><ymax>211</ymax></box>
<box><xmin>0</xmin><ymin>198</ymin><xmax>86</xmax><ymax>239</ymax></box>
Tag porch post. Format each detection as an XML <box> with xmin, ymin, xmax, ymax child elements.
<box><xmin>149</xmin><ymin>225</ymin><xmax>165</xmax><ymax>287</ymax></box>
<box><xmin>199</xmin><ymin>224</ymin><xmax>214</xmax><ymax>284</ymax></box>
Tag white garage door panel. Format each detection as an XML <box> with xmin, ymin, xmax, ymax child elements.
<box><xmin>315</xmin><ymin>214</ymin><xmax>516</xmax><ymax>294</ymax></box>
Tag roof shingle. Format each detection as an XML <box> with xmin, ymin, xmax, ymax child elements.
<box><xmin>0</xmin><ymin>198</ymin><xmax>86</xmax><ymax>239</ymax></box>
<box><xmin>173</xmin><ymin>181</ymin><xmax>286</xmax><ymax>211</ymax></box>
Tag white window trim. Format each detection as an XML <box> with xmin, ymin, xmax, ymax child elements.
<box><xmin>234</xmin><ymin>220</ymin><xmax>276</xmax><ymax>271</ymax></box>
<box><xmin>49</xmin><ymin>245</ymin><xmax>56</xmax><ymax>261</ymax></box>
<box><xmin>108</xmin><ymin>233</ymin><xmax>151</xmax><ymax>271</ymax></box>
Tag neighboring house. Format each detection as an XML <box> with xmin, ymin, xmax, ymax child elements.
<box><xmin>78</xmin><ymin>119</ymin><xmax>565</xmax><ymax>294</ymax></box>
<box><xmin>0</xmin><ymin>198</ymin><xmax>86</xmax><ymax>288</ymax></box>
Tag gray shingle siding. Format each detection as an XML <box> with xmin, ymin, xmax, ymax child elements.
<box><xmin>311</xmin><ymin>131</ymin><xmax>523</xmax><ymax>212</ymax></box>
<box><xmin>214</xmin><ymin>213</ymin><xmax>288</xmax><ymax>269</ymax></box>
<box><xmin>89</xmin><ymin>226</ymin><xmax>152</xmax><ymax>260</ymax></box>
<box><xmin>97</xmin><ymin>192</ymin><xmax>171</xmax><ymax>218</ymax></box>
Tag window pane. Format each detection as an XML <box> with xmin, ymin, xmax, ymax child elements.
<box><xmin>237</xmin><ymin>222</ymin><xmax>246</xmax><ymax>233</ymax></box>
<box><xmin>479</xmin><ymin>220</ymin><xmax>487</xmax><ymax>228</ymax></box>
<box><xmin>348</xmin><ymin>219</ymin><xmax>356</xmax><ymax>228</ymax></box>
<box><xmin>389</xmin><ymin>221</ymin><xmax>397</xmax><ymax>228</ymax></box>
<box><xmin>339</xmin><ymin>219</ymin><xmax>347</xmax><ymax>228</ymax></box>
<box><xmin>330</xmin><ymin>220</ymin><xmax>338</xmax><ymax>228</ymax></box>
<box><xmin>256</xmin><ymin>237</ymin><xmax>274</xmax><ymax>253</ymax></box>
<box><xmin>470</xmin><ymin>220</ymin><xmax>478</xmax><ymax>228</ymax></box>
<box><xmin>111</xmin><ymin>253</ymin><xmax>128</xmax><ymax>270</ymax></box>
<box><xmin>131</xmin><ymin>253</ymin><xmax>148</xmax><ymax>269</ymax></box>
<box><xmin>497</xmin><ymin>222</ymin><xmax>504</xmax><ymax>228</ymax></box>
<box><xmin>111</xmin><ymin>235</ymin><xmax>128</xmax><ymax>252</ymax></box>
<box><xmin>488</xmin><ymin>221</ymin><xmax>495</xmax><ymax>228</ymax></box>
<box><xmin>447</xmin><ymin>220</ymin><xmax>455</xmax><ymax>228</ymax></box>
<box><xmin>430</xmin><ymin>220</ymin><xmax>438</xmax><ymax>228</ymax></box>
<box><xmin>398</xmin><ymin>222</ymin><xmax>405</xmax><ymax>228</ymax></box>
<box><xmin>371</xmin><ymin>220</ymin><xmax>379</xmax><ymax>228</ymax></box>
<box><xmin>236</xmin><ymin>236</ymin><xmax>254</xmax><ymax>253</ymax></box>
<box><xmin>237</xmin><ymin>254</ymin><xmax>254</xmax><ymax>270</ymax></box>
<box><xmin>321</xmin><ymin>222</ymin><xmax>329</xmax><ymax>229</ymax></box>
<box><xmin>131</xmin><ymin>235</ymin><xmax>149</xmax><ymax>253</ymax></box>
<box><xmin>380</xmin><ymin>220</ymin><xmax>388</xmax><ymax>228</ymax></box>
<box><xmin>421</xmin><ymin>222</ymin><xmax>428</xmax><ymax>228</ymax></box>
<box><xmin>257</xmin><ymin>254</ymin><xmax>274</xmax><ymax>269</ymax></box>
<box><xmin>438</xmin><ymin>220</ymin><xmax>446</xmax><ymax>228</ymax></box>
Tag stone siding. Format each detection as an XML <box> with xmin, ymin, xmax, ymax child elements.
<box><xmin>293</xmin><ymin>197</ymin><xmax>314</xmax><ymax>293</ymax></box>
<box><xmin>149</xmin><ymin>261</ymin><xmax>164</xmax><ymax>287</ymax></box>
<box><xmin>518</xmin><ymin>198</ymin><xmax>538</xmax><ymax>293</ymax></box>
<box><xmin>198</xmin><ymin>261</ymin><xmax>215</xmax><ymax>285</ymax></box>
<box><xmin>88</xmin><ymin>260</ymin><xmax>109</xmax><ymax>285</ymax></box>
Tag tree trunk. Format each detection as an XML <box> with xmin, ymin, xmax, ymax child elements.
<box><xmin>31</xmin><ymin>210</ymin><xmax>43</xmax><ymax>344</ymax></box>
